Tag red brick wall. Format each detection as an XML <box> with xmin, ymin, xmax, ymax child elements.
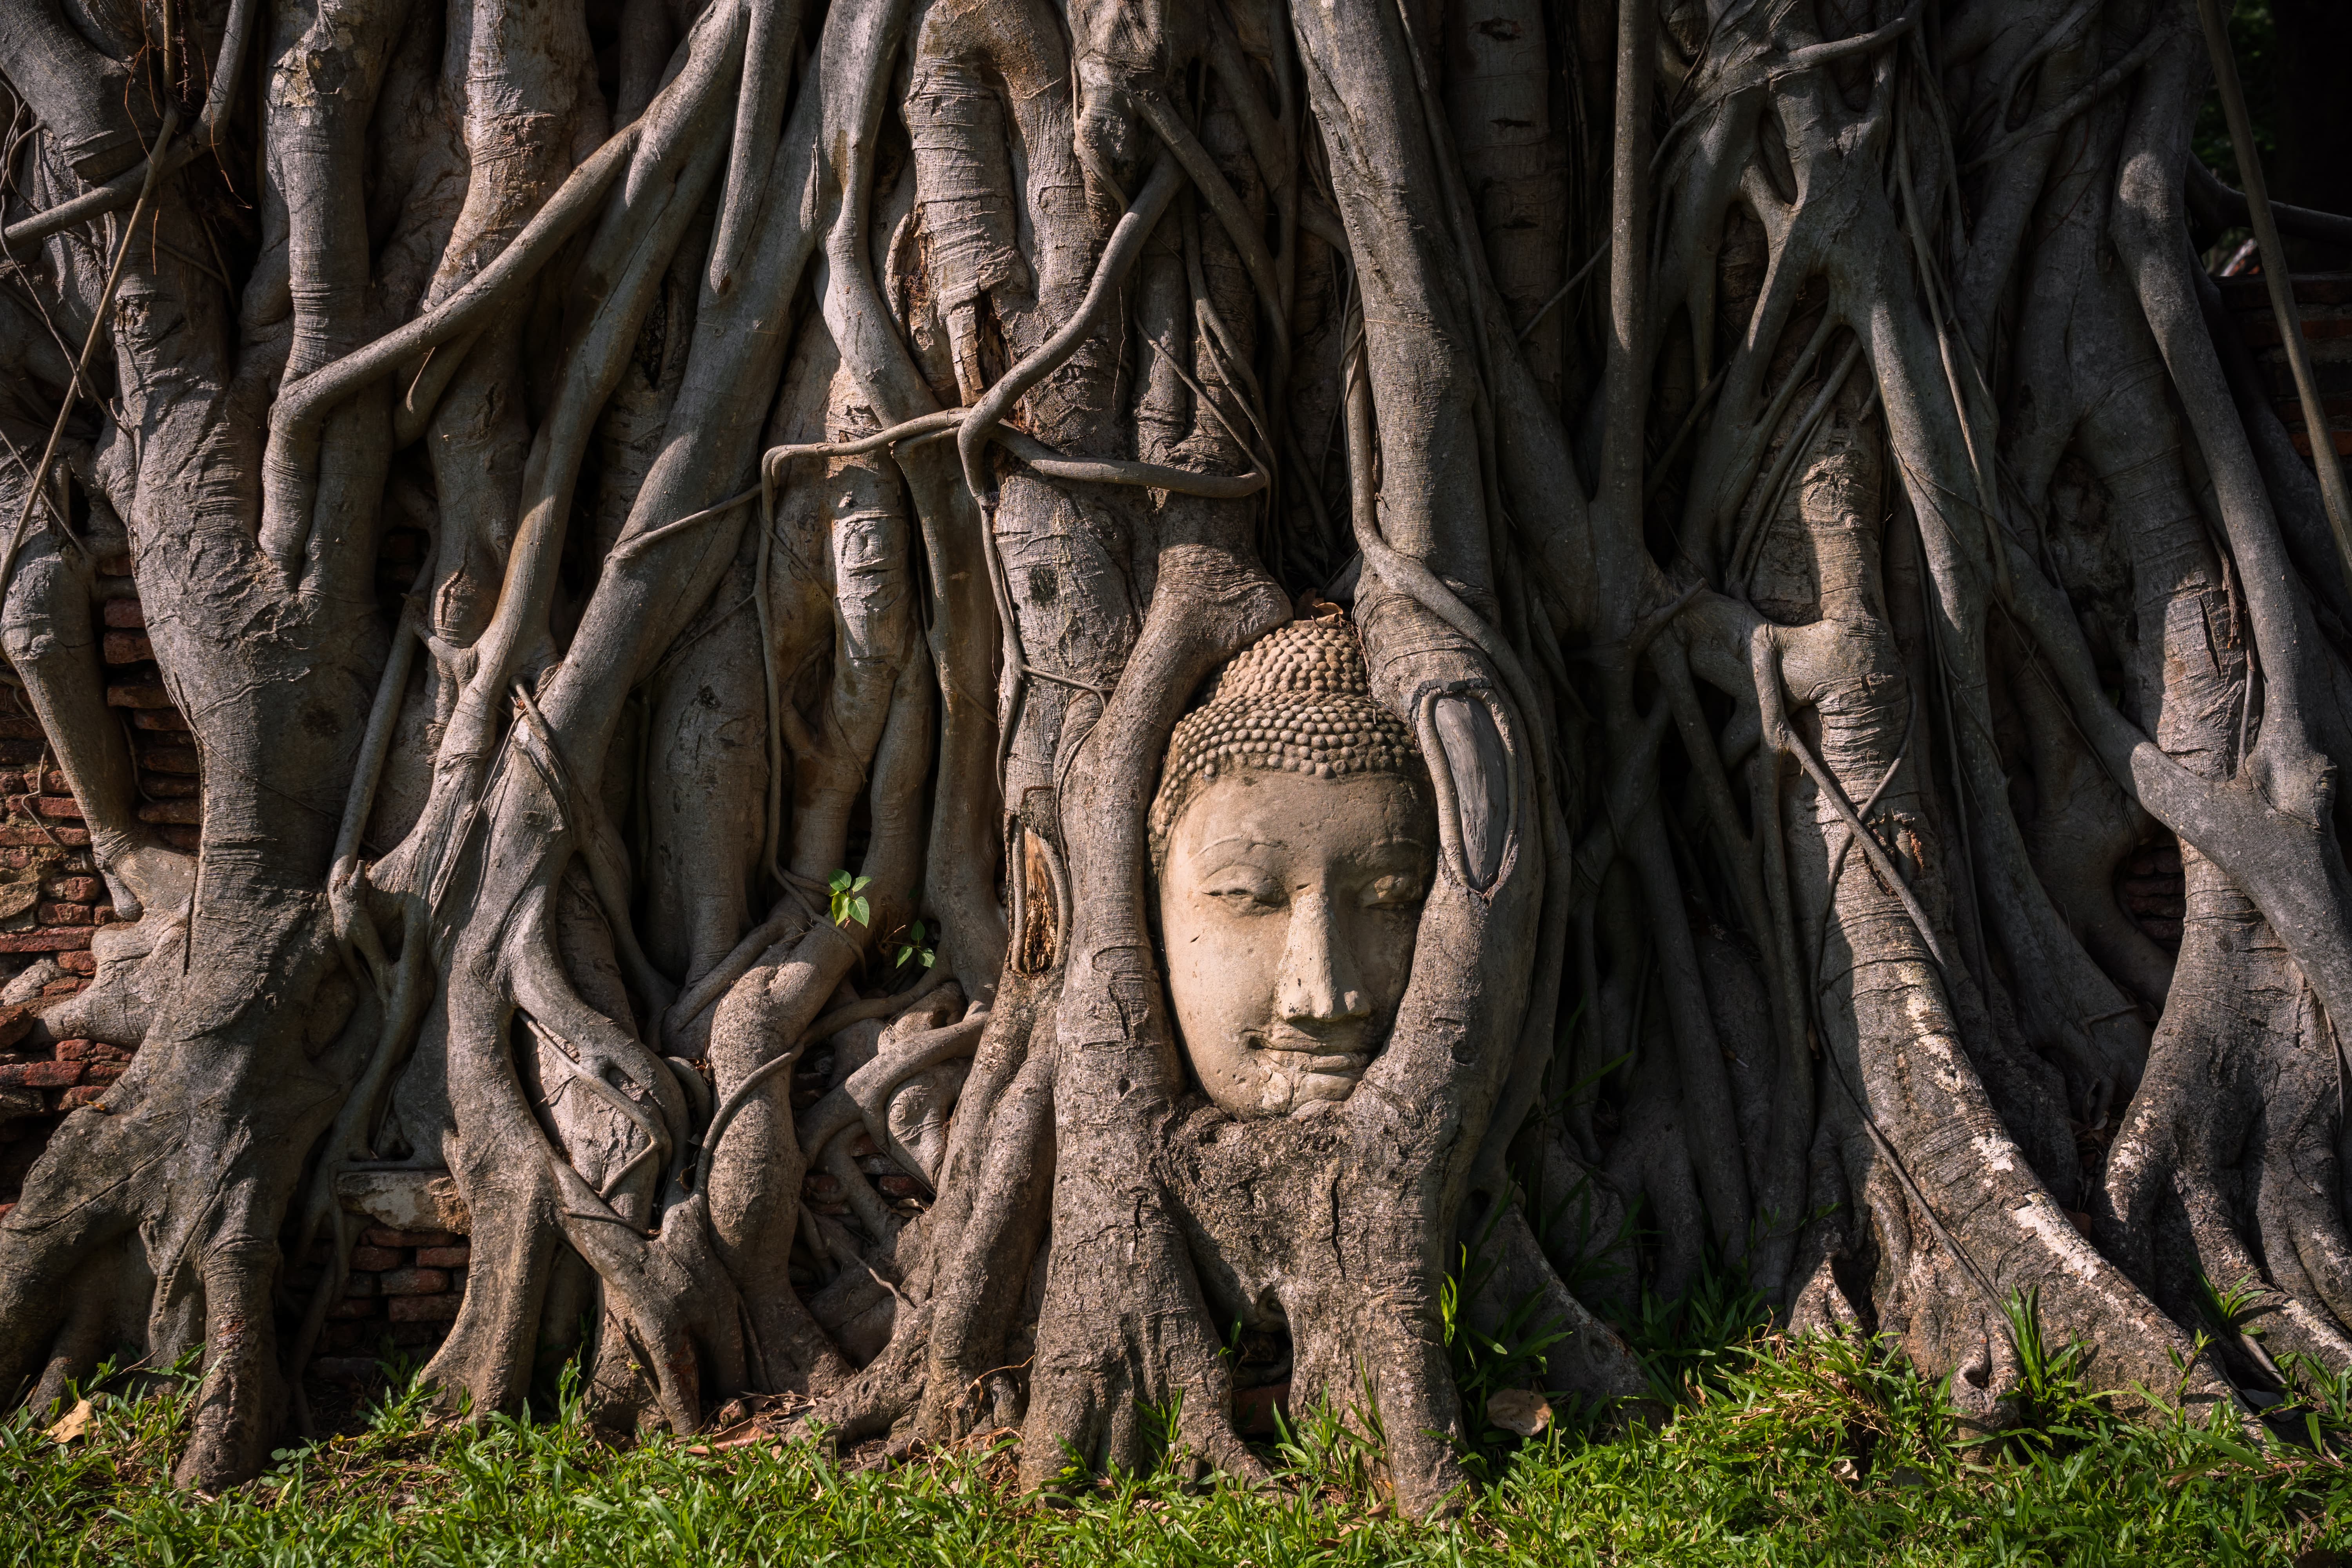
<box><xmin>0</xmin><ymin>528</ymin><xmax>448</xmax><ymax>1375</ymax></box>
<box><xmin>2219</xmin><ymin>271</ymin><xmax>2352</xmax><ymax>459</ymax></box>
<box><xmin>0</xmin><ymin>553</ymin><xmax>197</xmax><ymax>1219</ymax></box>
<box><xmin>300</xmin><ymin>1227</ymin><xmax>470</xmax><ymax>1383</ymax></box>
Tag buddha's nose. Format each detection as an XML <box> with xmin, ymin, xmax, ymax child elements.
<box><xmin>1277</xmin><ymin>893</ymin><xmax>1372</xmax><ymax>1036</ymax></box>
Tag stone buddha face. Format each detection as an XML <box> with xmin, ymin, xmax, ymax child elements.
<box><xmin>1150</xmin><ymin>621</ymin><xmax>1436</xmax><ymax>1117</ymax></box>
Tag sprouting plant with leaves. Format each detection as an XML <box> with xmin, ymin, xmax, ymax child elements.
<box><xmin>889</xmin><ymin>918</ymin><xmax>936</xmax><ymax>971</ymax></box>
<box><xmin>828</xmin><ymin>871</ymin><xmax>871</xmax><ymax>930</ymax></box>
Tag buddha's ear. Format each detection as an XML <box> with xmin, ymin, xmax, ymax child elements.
<box><xmin>1417</xmin><ymin>684</ymin><xmax>1519</xmax><ymax>896</ymax></box>
<box><xmin>1348</xmin><ymin>567</ymin><xmax>1529</xmax><ymax>900</ymax></box>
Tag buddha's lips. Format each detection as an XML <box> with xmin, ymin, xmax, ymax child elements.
<box><xmin>1243</xmin><ymin>1030</ymin><xmax>1376</xmax><ymax>1078</ymax></box>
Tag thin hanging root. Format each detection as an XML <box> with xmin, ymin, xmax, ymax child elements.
<box><xmin>949</xmin><ymin>143</ymin><xmax>1192</xmax><ymax>760</ymax></box>
<box><xmin>1</xmin><ymin>0</ymin><xmax>255</xmax><ymax>250</ymax></box>
<box><xmin>796</xmin><ymin>1012</ymin><xmax>988</xmax><ymax>1171</ymax></box>
<box><xmin>1132</xmin><ymin>93</ymin><xmax>1293</xmax><ymax>417</ymax></box>
<box><xmin>615</xmin><ymin>398</ymin><xmax>1263</xmax><ymax>565</ymax></box>
<box><xmin>327</xmin><ymin>616</ymin><xmax>417</xmax><ymax>969</ymax></box>
<box><xmin>1962</xmin><ymin>11</ymin><xmax>2182</xmax><ymax>174</ymax></box>
<box><xmin>263</xmin><ymin>126</ymin><xmax>638</xmax><ymax>539</ymax></box>
<box><xmin>660</xmin><ymin>899</ymin><xmax>813</xmax><ymax>1047</ymax></box>
<box><xmin>1749</xmin><ymin>626</ymin><xmax>1957</xmax><ymax>975</ymax></box>
<box><xmin>1729</xmin><ymin>336</ymin><xmax>1867</xmax><ymax>586</ymax></box>
<box><xmin>512</xmin><ymin>684</ymin><xmax>675</xmax><ymax>1016</ymax></box>
<box><xmin>0</xmin><ymin>104</ymin><xmax>182</xmax><ymax>602</ymax></box>
<box><xmin>787</xmin><ymin>1007</ymin><xmax>983</xmax><ymax>1234</ymax></box>
<box><xmin>711</xmin><ymin>0</ymin><xmax>808</xmax><ymax>294</ymax></box>
<box><xmin>2196</xmin><ymin>0</ymin><xmax>2352</xmax><ymax>569</ymax></box>
<box><xmin>509</xmin><ymin>911</ymin><xmax>691</xmax><ymax>1169</ymax></box>
<box><xmin>1341</xmin><ymin>346</ymin><xmax>1546</xmax><ymax>742</ymax></box>
<box><xmin>541</xmin><ymin>1160</ymin><xmax>704</xmax><ymax>1432</ymax></box>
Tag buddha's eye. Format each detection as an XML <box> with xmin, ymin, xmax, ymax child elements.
<box><xmin>1201</xmin><ymin>867</ymin><xmax>1284</xmax><ymax>910</ymax></box>
<box><xmin>1362</xmin><ymin>873</ymin><xmax>1425</xmax><ymax>908</ymax></box>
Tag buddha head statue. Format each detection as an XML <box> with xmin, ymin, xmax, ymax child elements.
<box><xmin>1150</xmin><ymin>618</ymin><xmax>1437</xmax><ymax>1117</ymax></box>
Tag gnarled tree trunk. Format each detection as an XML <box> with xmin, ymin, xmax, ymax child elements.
<box><xmin>0</xmin><ymin>0</ymin><xmax>2346</xmax><ymax>1515</ymax></box>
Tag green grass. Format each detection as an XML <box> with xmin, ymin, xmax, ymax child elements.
<box><xmin>6</xmin><ymin>1323</ymin><xmax>2348</xmax><ymax>1567</ymax></box>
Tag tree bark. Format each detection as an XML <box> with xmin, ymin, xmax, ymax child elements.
<box><xmin>0</xmin><ymin>0</ymin><xmax>2341</xmax><ymax>1511</ymax></box>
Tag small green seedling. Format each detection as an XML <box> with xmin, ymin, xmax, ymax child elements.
<box><xmin>828</xmin><ymin>870</ymin><xmax>871</xmax><ymax>929</ymax></box>
<box><xmin>892</xmin><ymin>918</ymin><xmax>936</xmax><ymax>969</ymax></box>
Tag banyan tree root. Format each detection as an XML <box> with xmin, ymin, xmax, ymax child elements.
<box><xmin>2</xmin><ymin>0</ymin><xmax>2348</xmax><ymax>1507</ymax></box>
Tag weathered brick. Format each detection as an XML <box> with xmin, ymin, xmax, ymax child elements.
<box><xmin>339</xmin><ymin>1272</ymin><xmax>380</xmax><ymax>1297</ymax></box>
<box><xmin>129</xmin><ymin>710</ymin><xmax>190</xmax><ymax>731</ymax></box>
<box><xmin>82</xmin><ymin>1062</ymin><xmax>125</xmax><ymax>1085</ymax></box>
<box><xmin>41</xmin><ymin>979</ymin><xmax>83</xmax><ymax>996</ymax></box>
<box><xmin>348</xmin><ymin>1245</ymin><xmax>404</xmax><ymax>1271</ymax></box>
<box><xmin>378</xmin><ymin>1267</ymin><xmax>450</xmax><ymax>1296</ymax></box>
<box><xmin>31</xmin><ymin>797</ymin><xmax>83</xmax><ymax>820</ymax></box>
<box><xmin>56</xmin><ymin>951</ymin><xmax>94</xmax><ymax>975</ymax></box>
<box><xmin>42</xmin><ymin>877</ymin><xmax>102</xmax><ymax>902</ymax></box>
<box><xmin>0</xmin><ymin>929</ymin><xmax>90</xmax><ymax>951</ymax></box>
<box><xmin>136</xmin><ymin>746</ymin><xmax>200</xmax><ymax>775</ymax></box>
<box><xmin>38</xmin><ymin>903</ymin><xmax>91</xmax><ymax>926</ymax></box>
<box><xmin>56</xmin><ymin>1084</ymin><xmax>106</xmax><ymax>1108</ymax></box>
<box><xmin>361</xmin><ymin>1226</ymin><xmax>455</xmax><ymax>1249</ymax></box>
<box><xmin>138</xmin><ymin>774</ymin><xmax>200</xmax><ymax>798</ymax></box>
<box><xmin>102</xmin><ymin>631</ymin><xmax>154</xmax><ymax>664</ymax></box>
<box><xmin>55</xmin><ymin>1039</ymin><xmax>132</xmax><ymax>1062</ymax></box>
<box><xmin>157</xmin><ymin>826</ymin><xmax>200</xmax><ymax>852</ymax></box>
<box><xmin>414</xmin><ymin>1245</ymin><xmax>471</xmax><ymax>1269</ymax></box>
<box><xmin>0</xmin><ymin>1006</ymin><xmax>29</xmax><ymax>1050</ymax></box>
<box><xmin>105</xmin><ymin>683</ymin><xmax>172</xmax><ymax>710</ymax></box>
<box><xmin>327</xmin><ymin>1297</ymin><xmax>380</xmax><ymax>1319</ymax></box>
<box><xmin>0</xmin><ymin>716</ymin><xmax>43</xmax><ymax>740</ymax></box>
<box><xmin>137</xmin><ymin>800</ymin><xmax>200</xmax><ymax>825</ymax></box>
<box><xmin>847</xmin><ymin>1132</ymin><xmax>879</xmax><ymax>1158</ymax></box>
<box><xmin>388</xmin><ymin>1321</ymin><xmax>441</xmax><ymax>1346</ymax></box>
<box><xmin>38</xmin><ymin>772</ymin><xmax>66</xmax><ymax>795</ymax></box>
<box><xmin>0</xmin><ymin>1060</ymin><xmax>80</xmax><ymax>1088</ymax></box>
<box><xmin>0</xmin><ymin>826</ymin><xmax>91</xmax><ymax>848</ymax></box>
<box><xmin>388</xmin><ymin>1292</ymin><xmax>463</xmax><ymax>1324</ymax></box>
<box><xmin>101</xmin><ymin>599</ymin><xmax>145</xmax><ymax>629</ymax></box>
<box><xmin>0</xmin><ymin>1087</ymin><xmax>43</xmax><ymax>1118</ymax></box>
<box><xmin>0</xmin><ymin>742</ymin><xmax>38</xmax><ymax>766</ymax></box>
